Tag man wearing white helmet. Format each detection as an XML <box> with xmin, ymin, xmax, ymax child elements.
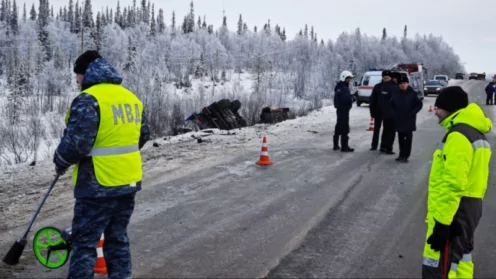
<box><xmin>333</xmin><ymin>70</ymin><xmax>355</xmax><ymax>152</ymax></box>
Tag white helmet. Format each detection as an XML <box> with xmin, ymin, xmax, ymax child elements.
<box><xmin>339</xmin><ymin>70</ymin><xmax>354</xmax><ymax>82</ymax></box>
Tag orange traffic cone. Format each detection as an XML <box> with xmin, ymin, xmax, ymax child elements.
<box><xmin>429</xmin><ymin>106</ymin><xmax>433</xmax><ymax>112</ymax></box>
<box><xmin>367</xmin><ymin>117</ymin><xmax>374</xmax><ymax>131</ymax></box>
<box><xmin>94</xmin><ymin>234</ymin><xmax>107</xmax><ymax>274</ymax></box>
<box><xmin>256</xmin><ymin>136</ymin><xmax>273</xmax><ymax>165</ymax></box>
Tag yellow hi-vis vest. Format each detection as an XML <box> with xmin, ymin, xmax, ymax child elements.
<box><xmin>65</xmin><ymin>83</ymin><xmax>143</xmax><ymax>186</ymax></box>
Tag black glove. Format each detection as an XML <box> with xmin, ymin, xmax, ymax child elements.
<box><xmin>55</xmin><ymin>164</ymin><xmax>68</xmax><ymax>175</ymax></box>
<box><xmin>53</xmin><ymin>150</ymin><xmax>70</xmax><ymax>176</ymax></box>
<box><xmin>427</xmin><ymin>220</ymin><xmax>450</xmax><ymax>252</ymax></box>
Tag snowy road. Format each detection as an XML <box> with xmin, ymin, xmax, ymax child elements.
<box><xmin>1</xmin><ymin>81</ymin><xmax>494</xmax><ymax>278</ymax></box>
<box><xmin>267</xmin><ymin>80</ymin><xmax>496</xmax><ymax>278</ymax></box>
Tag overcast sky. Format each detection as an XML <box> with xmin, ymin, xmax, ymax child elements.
<box><xmin>20</xmin><ymin>0</ymin><xmax>494</xmax><ymax>73</ymax></box>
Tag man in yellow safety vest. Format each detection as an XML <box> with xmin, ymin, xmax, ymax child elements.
<box><xmin>53</xmin><ymin>50</ymin><xmax>150</xmax><ymax>279</ymax></box>
<box><xmin>422</xmin><ymin>86</ymin><xmax>492</xmax><ymax>278</ymax></box>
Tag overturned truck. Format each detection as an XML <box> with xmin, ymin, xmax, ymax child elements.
<box><xmin>186</xmin><ymin>99</ymin><xmax>248</xmax><ymax>130</ymax></box>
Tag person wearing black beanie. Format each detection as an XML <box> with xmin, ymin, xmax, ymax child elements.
<box><xmin>390</xmin><ymin>75</ymin><xmax>422</xmax><ymax>162</ymax></box>
<box><xmin>53</xmin><ymin>50</ymin><xmax>151</xmax><ymax>279</ymax></box>
<box><xmin>423</xmin><ymin>85</ymin><xmax>492</xmax><ymax>278</ymax></box>
<box><xmin>434</xmin><ymin>86</ymin><xmax>469</xmax><ymax>122</ymax></box>
<box><xmin>369</xmin><ymin>69</ymin><xmax>396</xmax><ymax>153</ymax></box>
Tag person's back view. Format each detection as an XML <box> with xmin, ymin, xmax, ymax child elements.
<box><xmin>52</xmin><ymin>50</ymin><xmax>151</xmax><ymax>279</ymax></box>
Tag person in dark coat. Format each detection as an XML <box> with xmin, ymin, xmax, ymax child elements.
<box><xmin>484</xmin><ymin>78</ymin><xmax>496</xmax><ymax>105</ymax></box>
<box><xmin>374</xmin><ymin>72</ymin><xmax>397</xmax><ymax>155</ymax></box>
<box><xmin>333</xmin><ymin>70</ymin><xmax>355</xmax><ymax>152</ymax></box>
<box><xmin>369</xmin><ymin>70</ymin><xmax>392</xmax><ymax>151</ymax></box>
<box><xmin>390</xmin><ymin>76</ymin><xmax>423</xmax><ymax>162</ymax></box>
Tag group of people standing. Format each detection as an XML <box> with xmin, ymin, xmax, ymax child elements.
<box><xmin>332</xmin><ymin>69</ymin><xmax>423</xmax><ymax>162</ymax></box>
<box><xmin>369</xmin><ymin>70</ymin><xmax>423</xmax><ymax>162</ymax></box>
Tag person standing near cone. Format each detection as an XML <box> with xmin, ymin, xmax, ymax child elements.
<box><xmin>422</xmin><ymin>86</ymin><xmax>492</xmax><ymax>278</ymax></box>
<box><xmin>333</xmin><ymin>70</ymin><xmax>355</xmax><ymax>152</ymax></box>
<box><xmin>53</xmin><ymin>50</ymin><xmax>150</xmax><ymax>279</ymax></box>
<box><xmin>369</xmin><ymin>70</ymin><xmax>392</xmax><ymax>151</ymax></box>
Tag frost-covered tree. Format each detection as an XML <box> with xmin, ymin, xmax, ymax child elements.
<box><xmin>0</xmin><ymin>0</ymin><xmax>466</xmax><ymax>165</ymax></box>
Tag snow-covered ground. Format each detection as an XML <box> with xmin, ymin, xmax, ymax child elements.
<box><xmin>0</xmin><ymin>93</ymin><xmax>438</xmax><ymax>234</ymax></box>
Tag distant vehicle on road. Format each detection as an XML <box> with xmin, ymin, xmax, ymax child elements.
<box><xmin>469</xmin><ymin>73</ymin><xmax>478</xmax><ymax>80</ymax></box>
<box><xmin>433</xmin><ymin>75</ymin><xmax>449</xmax><ymax>85</ymax></box>
<box><xmin>455</xmin><ymin>73</ymin><xmax>464</xmax><ymax>80</ymax></box>
<box><xmin>477</xmin><ymin>73</ymin><xmax>486</xmax><ymax>80</ymax></box>
<box><xmin>423</xmin><ymin>80</ymin><xmax>445</xmax><ymax>96</ymax></box>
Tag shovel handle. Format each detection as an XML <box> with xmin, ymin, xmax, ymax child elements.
<box><xmin>21</xmin><ymin>174</ymin><xmax>61</xmax><ymax>239</ymax></box>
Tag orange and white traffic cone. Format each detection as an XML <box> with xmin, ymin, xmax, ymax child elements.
<box><xmin>367</xmin><ymin>117</ymin><xmax>374</xmax><ymax>131</ymax></box>
<box><xmin>256</xmin><ymin>136</ymin><xmax>273</xmax><ymax>165</ymax></box>
<box><xmin>94</xmin><ymin>234</ymin><xmax>107</xmax><ymax>274</ymax></box>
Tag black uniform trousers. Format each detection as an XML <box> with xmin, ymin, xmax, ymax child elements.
<box><xmin>372</xmin><ymin>116</ymin><xmax>395</xmax><ymax>151</ymax></box>
<box><xmin>397</xmin><ymin>131</ymin><xmax>413</xmax><ymax>158</ymax></box>
<box><xmin>334</xmin><ymin>109</ymin><xmax>350</xmax><ymax>147</ymax></box>
<box><xmin>486</xmin><ymin>94</ymin><xmax>494</xmax><ymax>105</ymax></box>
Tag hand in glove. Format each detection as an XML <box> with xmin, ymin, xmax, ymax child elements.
<box><xmin>55</xmin><ymin>164</ymin><xmax>68</xmax><ymax>175</ymax></box>
<box><xmin>53</xmin><ymin>150</ymin><xmax>71</xmax><ymax>176</ymax></box>
<box><xmin>427</xmin><ymin>220</ymin><xmax>451</xmax><ymax>252</ymax></box>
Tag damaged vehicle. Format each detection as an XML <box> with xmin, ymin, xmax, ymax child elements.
<box><xmin>186</xmin><ymin>99</ymin><xmax>248</xmax><ymax>130</ymax></box>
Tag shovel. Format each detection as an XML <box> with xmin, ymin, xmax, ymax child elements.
<box><xmin>2</xmin><ymin>174</ymin><xmax>60</xmax><ymax>265</ymax></box>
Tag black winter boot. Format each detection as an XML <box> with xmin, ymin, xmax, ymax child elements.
<box><xmin>340</xmin><ymin>136</ymin><xmax>354</xmax><ymax>152</ymax></box>
<box><xmin>333</xmin><ymin>135</ymin><xmax>340</xmax><ymax>150</ymax></box>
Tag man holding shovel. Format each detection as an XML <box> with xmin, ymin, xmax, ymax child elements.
<box><xmin>53</xmin><ymin>50</ymin><xmax>150</xmax><ymax>279</ymax></box>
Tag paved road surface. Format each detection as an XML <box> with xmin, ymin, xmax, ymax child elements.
<box><xmin>1</xmin><ymin>80</ymin><xmax>494</xmax><ymax>279</ymax></box>
<box><xmin>267</xmin><ymin>80</ymin><xmax>496</xmax><ymax>278</ymax></box>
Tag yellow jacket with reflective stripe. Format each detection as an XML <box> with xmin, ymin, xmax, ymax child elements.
<box><xmin>69</xmin><ymin>83</ymin><xmax>144</xmax><ymax>187</ymax></box>
<box><xmin>427</xmin><ymin>103</ymin><xmax>492</xmax><ymax>225</ymax></box>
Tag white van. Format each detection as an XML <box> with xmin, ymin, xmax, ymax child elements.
<box><xmin>355</xmin><ymin>71</ymin><xmax>383</xmax><ymax>107</ymax></box>
<box><xmin>433</xmin><ymin>75</ymin><xmax>449</xmax><ymax>85</ymax></box>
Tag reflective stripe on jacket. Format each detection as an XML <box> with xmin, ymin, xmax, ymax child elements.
<box><xmin>427</xmin><ymin>103</ymin><xmax>492</xmax><ymax>225</ymax></box>
<box><xmin>66</xmin><ymin>83</ymin><xmax>144</xmax><ymax>187</ymax></box>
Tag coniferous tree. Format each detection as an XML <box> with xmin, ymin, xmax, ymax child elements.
<box><xmin>29</xmin><ymin>3</ymin><xmax>36</xmax><ymax>20</ymax></box>
<box><xmin>115</xmin><ymin>0</ymin><xmax>120</xmax><ymax>26</ymax></box>
<box><xmin>202</xmin><ymin>15</ymin><xmax>206</xmax><ymax>29</ymax></box>
<box><xmin>22</xmin><ymin>2</ymin><xmax>26</xmax><ymax>22</ymax></box>
<box><xmin>11</xmin><ymin>0</ymin><xmax>18</xmax><ymax>35</ymax></box>
<box><xmin>83</xmin><ymin>0</ymin><xmax>93</xmax><ymax>28</ymax></box>
<box><xmin>171</xmin><ymin>11</ymin><xmax>175</xmax><ymax>33</ymax></box>
<box><xmin>38</xmin><ymin>0</ymin><xmax>51</xmax><ymax>60</ymax></box>
<box><xmin>0</xmin><ymin>0</ymin><xmax>5</xmax><ymax>22</ymax></box>
<box><xmin>149</xmin><ymin>3</ymin><xmax>155</xmax><ymax>36</ymax></box>
<box><xmin>222</xmin><ymin>15</ymin><xmax>227</xmax><ymax>28</ymax></box>
<box><xmin>68</xmin><ymin>0</ymin><xmax>73</xmax><ymax>31</ymax></box>
<box><xmin>157</xmin><ymin>8</ymin><xmax>164</xmax><ymax>33</ymax></box>
<box><xmin>382</xmin><ymin>27</ymin><xmax>387</xmax><ymax>40</ymax></box>
<box><xmin>404</xmin><ymin>25</ymin><xmax>407</xmax><ymax>39</ymax></box>
<box><xmin>186</xmin><ymin>0</ymin><xmax>194</xmax><ymax>33</ymax></box>
<box><xmin>207</xmin><ymin>24</ymin><xmax>213</xmax><ymax>34</ymax></box>
<box><xmin>237</xmin><ymin>14</ymin><xmax>243</xmax><ymax>35</ymax></box>
<box><xmin>74</xmin><ymin>0</ymin><xmax>80</xmax><ymax>33</ymax></box>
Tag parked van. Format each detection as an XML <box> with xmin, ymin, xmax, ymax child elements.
<box><xmin>354</xmin><ymin>71</ymin><xmax>383</xmax><ymax>107</ymax></box>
